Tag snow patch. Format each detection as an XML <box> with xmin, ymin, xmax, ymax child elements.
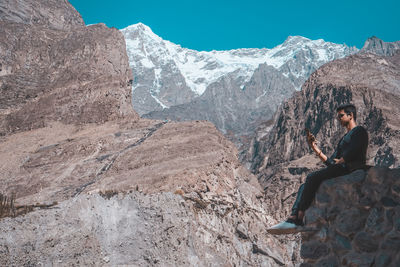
<box><xmin>316</xmin><ymin>48</ymin><xmax>329</xmax><ymax>61</ymax></box>
<box><xmin>377</xmin><ymin>59</ymin><xmax>389</xmax><ymax>66</ymax></box>
<box><xmin>141</xmin><ymin>58</ymin><xmax>155</xmax><ymax>68</ymax></box>
<box><xmin>151</xmin><ymin>94</ymin><xmax>168</xmax><ymax>109</ymax></box>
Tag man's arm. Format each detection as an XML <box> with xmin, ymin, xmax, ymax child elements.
<box><xmin>307</xmin><ymin>129</ymin><xmax>329</xmax><ymax>163</ymax></box>
<box><xmin>310</xmin><ymin>141</ymin><xmax>328</xmax><ymax>163</ymax></box>
<box><xmin>306</xmin><ymin>129</ymin><xmax>337</xmax><ymax>165</ymax></box>
<box><xmin>334</xmin><ymin>157</ymin><xmax>345</xmax><ymax>164</ymax></box>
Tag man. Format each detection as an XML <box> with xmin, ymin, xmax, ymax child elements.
<box><xmin>267</xmin><ymin>104</ymin><xmax>369</xmax><ymax>234</ymax></box>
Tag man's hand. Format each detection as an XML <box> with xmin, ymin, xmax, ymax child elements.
<box><xmin>306</xmin><ymin>128</ymin><xmax>316</xmax><ymax>148</ymax></box>
<box><xmin>311</xmin><ymin>141</ymin><xmax>318</xmax><ymax>151</ymax></box>
<box><xmin>334</xmin><ymin>158</ymin><xmax>345</xmax><ymax>164</ymax></box>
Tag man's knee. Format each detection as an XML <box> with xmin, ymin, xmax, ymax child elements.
<box><xmin>305</xmin><ymin>172</ymin><xmax>318</xmax><ymax>183</ymax></box>
<box><xmin>305</xmin><ymin>170</ymin><xmax>325</xmax><ymax>186</ymax></box>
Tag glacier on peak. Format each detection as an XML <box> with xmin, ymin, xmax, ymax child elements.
<box><xmin>122</xmin><ymin>23</ymin><xmax>274</xmax><ymax>96</ymax></box>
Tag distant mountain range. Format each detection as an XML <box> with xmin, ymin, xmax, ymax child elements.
<box><xmin>121</xmin><ymin>23</ymin><xmax>358</xmax><ymax>136</ymax></box>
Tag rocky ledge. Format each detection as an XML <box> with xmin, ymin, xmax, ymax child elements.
<box><xmin>301</xmin><ymin>167</ymin><xmax>400</xmax><ymax>266</ymax></box>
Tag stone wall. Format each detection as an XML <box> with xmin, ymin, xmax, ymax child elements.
<box><xmin>301</xmin><ymin>167</ymin><xmax>400</xmax><ymax>266</ymax></box>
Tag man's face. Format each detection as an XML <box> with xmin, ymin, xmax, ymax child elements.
<box><xmin>337</xmin><ymin>110</ymin><xmax>352</xmax><ymax>127</ymax></box>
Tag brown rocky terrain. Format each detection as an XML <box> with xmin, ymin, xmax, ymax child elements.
<box><xmin>0</xmin><ymin>118</ymin><xmax>255</xmax><ymax>205</ymax></box>
<box><xmin>0</xmin><ymin>1</ymin><xmax>302</xmax><ymax>265</ymax></box>
<box><xmin>1</xmin><ymin>118</ymin><xmax>301</xmax><ymax>266</ymax></box>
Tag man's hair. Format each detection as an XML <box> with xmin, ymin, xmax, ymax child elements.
<box><xmin>336</xmin><ymin>104</ymin><xmax>357</xmax><ymax>121</ymax></box>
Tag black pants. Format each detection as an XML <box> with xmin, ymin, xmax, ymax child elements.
<box><xmin>291</xmin><ymin>164</ymin><xmax>349</xmax><ymax>216</ymax></box>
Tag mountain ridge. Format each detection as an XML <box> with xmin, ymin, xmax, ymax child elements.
<box><xmin>123</xmin><ymin>22</ymin><xmax>358</xmax><ymax>136</ymax></box>
<box><xmin>123</xmin><ymin>23</ymin><xmax>358</xmax><ymax>102</ymax></box>
<box><xmin>361</xmin><ymin>36</ymin><xmax>400</xmax><ymax>56</ymax></box>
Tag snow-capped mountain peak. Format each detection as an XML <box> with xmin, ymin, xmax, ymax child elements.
<box><xmin>122</xmin><ymin>23</ymin><xmax>275</xmax><ymax>96</ymax></box>
<box><xmin>121</xmin><ymin>23</ymin><xmax>358</xmax><ymax>115</ymax></box>
<box><xmin>283</xmin><ymin>35</ymin><xmax>311</xmax><ymax>44</ymax></box>
<box><xmin>123</xmin><ymin>22</ymin><xmax>163</xmax><ymax>43</ymax></box>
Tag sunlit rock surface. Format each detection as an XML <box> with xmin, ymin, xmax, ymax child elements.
<box><xmin>0</xmin><ymin>1</ymin><xmax>301</xmax><ymax>266</ymax></box>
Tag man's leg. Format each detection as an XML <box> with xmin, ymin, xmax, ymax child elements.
<box><xmin>267</xmin><ymin>164</ymin><xmax>349</xmax><ymax>234</ymax></box>
<box><xmin>284</xmin><ymin>165</ymin><xmax>348</xmax><ymax>225</ymax></box>
<box><xmin>290</xmin><ymin>184</ymin><xmax>305</xmax><ymax>218</ymax></box>
<box><xmin>296</xmin><ymin>164</ymin><xmax>349</xmax><ymax>215</ymax></box>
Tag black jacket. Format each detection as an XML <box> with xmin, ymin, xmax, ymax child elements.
<box><xmin>324</xmin><ymin>126</ymin><xmax>369</xmax><ymax>171</ymax></box>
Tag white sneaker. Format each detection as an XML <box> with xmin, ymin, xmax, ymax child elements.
<box><xmin>266</xmin><ymin>221</ymin><xmax>300</xmax><ymax>235</ymax></box>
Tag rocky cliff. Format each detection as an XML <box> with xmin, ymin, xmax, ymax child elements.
<box><xmin>0</xmin><ymin>1</ymin><xmax>301</xmax><ymax>266</ymax></box>
<box><xmin>0</xmin><ymin>0</ymin><xmax>137</xmax><ymax>136</ymax></box>
<box><xmin>0</xmin><ymin>0</ymin><xmax>84</xmax><ymax>30</ymax></box>
<box><xmin>1</xmin><ymin>118</ymin><xmax>301</xmax><ymax>266</ymax></box>
<box><xmin>301</xmin><ymin>167</ymin><xmax>400</xmax><ymax>266</ymax></box>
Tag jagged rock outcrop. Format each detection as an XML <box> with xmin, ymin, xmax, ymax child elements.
<box><xmin>0</xmin><ymin>0</ymin><xmax>137</xmax><ymax>136</ymax></box>
<box><xmin>0</xmin><ymin>0</ymin><xmax>84</xmax><ymax>30</ymax></box>
<box><xmin>361</xmin><ymin>36</ymin><xmax>400</xmax><ymax>57</ymax></box>
<box><xmin>301</xmin><ymin>167</ymin><xmax>400</xmax><ymax>266</ymax></box>
<box><xmin>236</xmin><ymin>48</ymin><xmax>400</xmax><ymax>265</ymax></box>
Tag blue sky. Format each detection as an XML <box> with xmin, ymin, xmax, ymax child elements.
<box><xmin>69</xmin><ymin>0</ymin><xmax>399</xmax><ymax>51</ymax></box>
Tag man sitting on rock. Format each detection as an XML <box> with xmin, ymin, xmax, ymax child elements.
<box><xmin>267</xmin><ymin>103</ymin><xmax>369</xmax><ymax>234</ymax></box>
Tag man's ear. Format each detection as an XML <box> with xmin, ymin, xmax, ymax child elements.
<box><xmin>348</xmin><ymin>113</ymin><xmax>353</xmax><ymax>120</ymax></box>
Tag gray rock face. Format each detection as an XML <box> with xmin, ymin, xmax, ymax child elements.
<box><xmin>144</xmin><ymin>64</ymin><xmax>295</xmax><ymax>135</ymax></box>
<box><xmin>0</xmin><ymin>187</ymin><xmax>298</xmax><ymax>266</ymax></box>
<box><xmin>361</xmin><ymin>36</ymin><xmax>400</xmax><ymax>57</ymax></box>
<box><xmin>122</xmin><ymin>24</ymin><xmax>358</xmax><ymax>137</ymax></box>
<box><xmin>301</xmin><ymin>167</ymin><xmax>400</xmax><ymax>265</ymax></box>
